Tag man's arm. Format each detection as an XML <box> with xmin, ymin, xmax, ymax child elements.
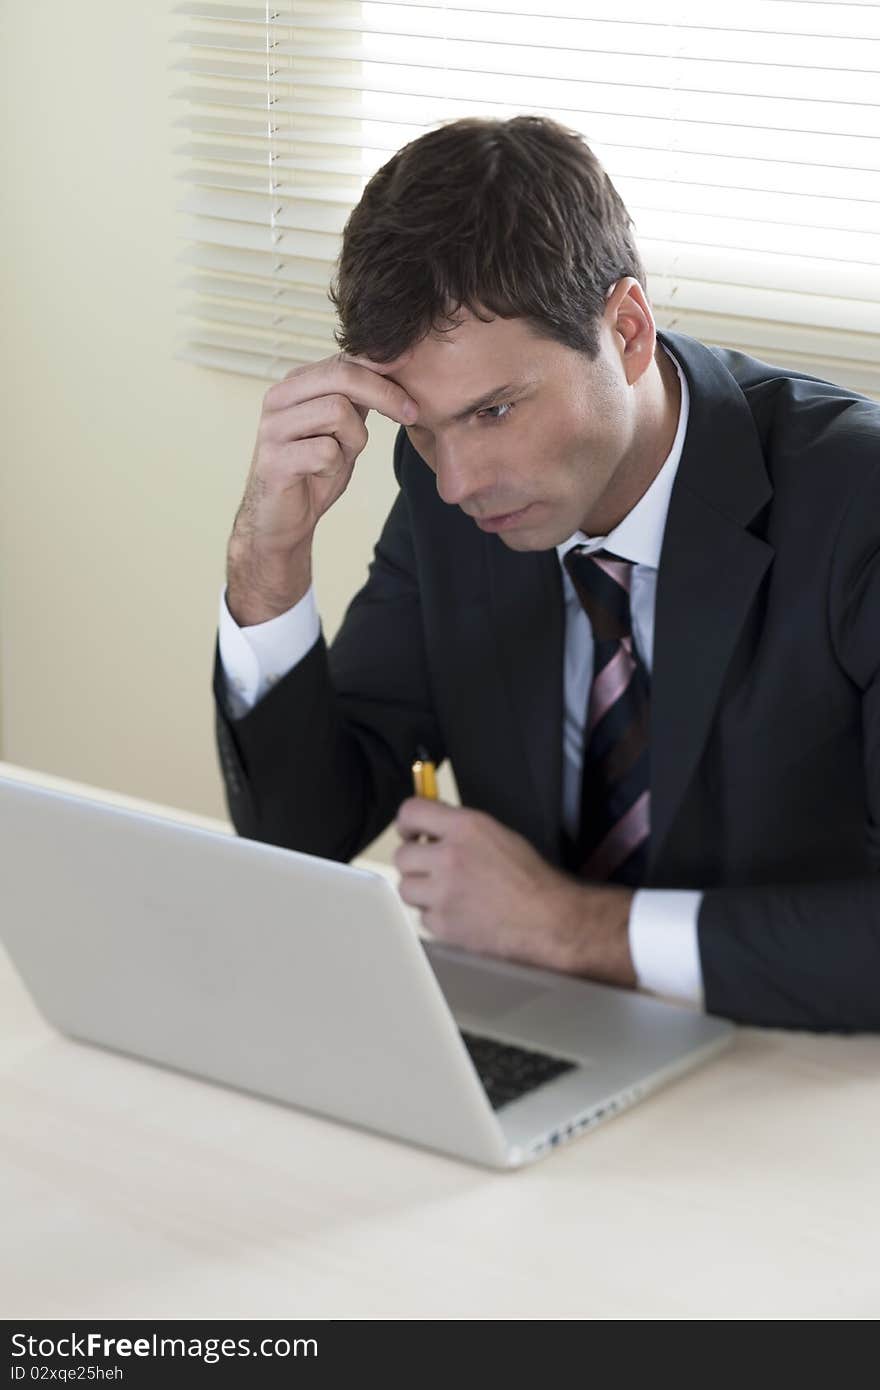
<box><xmin>215</xmin><ymin>429</ymin><xmax>445</xmax><ymax>860</ymax></box>
<box><xmin>697</xmin><ymin>876</ymin><xmax>880</xmax><ymax>1030</ymax></box>
<box><xmin>217</xmin><ymin>581</ymin><xmax>321</xmax><ymax>720</ymax></box>
<box><xmin>695</xmin><ymin>459</ymin><xmax>880</xmax><ymax>1031</ymax></box>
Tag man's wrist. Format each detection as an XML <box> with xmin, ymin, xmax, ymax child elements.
<box><xmin>226</xmin><ymin>536</ymin><xmax>313</xmax><ymax>627</ymax></box>
<box><xmin>557</xmin><ymin>882</ymin><xmax>637</xmax><ymax>988</ymax></box>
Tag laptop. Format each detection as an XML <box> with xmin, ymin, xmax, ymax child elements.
<box><xmin>0</xmin><ymin>773</ymin><xmax>733</xmax><ymax>1169</ymax></box>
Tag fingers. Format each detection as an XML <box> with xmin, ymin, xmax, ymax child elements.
<box><xmin>259</xmin><ymin>392</ymin><xmax>369</xmax><ymax>470</ymax></box>
<box><xmin>266</xmin><ymin>353</ymin><xmax>418</xmax><ymax>426</ymax></box>
<box><xmin>395</xmin><ymin>844</ymin><xmax>443</xmax><ymax>914</ymax></box>
<box><xmin>268</xmin><ymin>434</ymin><xmax>347</xmax><ymax>482</ymax></box>
<box><xmin>395</xmin><ymin>839</ymin><xmax>440</xmax><ymax>875</ymax></box>
<box><xmin>395</xmin><ymin>796</ymin><xmax>464</xmax><ymax>842</ymax></box>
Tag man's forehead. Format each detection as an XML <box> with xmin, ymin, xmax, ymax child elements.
<box><xmin>397</xmin><ymin>315</ymin><xmax>546</xmax><ymax>423</ymax></box>
<box><xmin>402</xmin><ymin>368</ymin><xmax>539</xmax><ymax>427</ymax></box>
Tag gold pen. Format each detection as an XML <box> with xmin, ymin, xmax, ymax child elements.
<box><xmin>411</xmin><ymin>745</ymin><xmax>438</xmax><ymax>843</ymax></box>
<box><xmin>411</xmin><ymin>745</ymin><xmax>438</xmax><ymax>800</ymax></box>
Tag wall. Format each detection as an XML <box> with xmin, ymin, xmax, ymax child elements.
<box><xmin>0</xmin><ymin>4</ymin><xmax>459</xmax><ymax>865</ymax></box>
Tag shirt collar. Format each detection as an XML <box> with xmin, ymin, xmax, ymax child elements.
<box><xmin>555</xmin><ymin>343</ymin><xmax>689</xmax><ymax>572</ymax></box>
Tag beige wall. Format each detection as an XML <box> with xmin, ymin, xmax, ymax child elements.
<box><xmin>0</xmin><ymin>4</ymin><xmax>456</xmax><ymax>864</ymax></box>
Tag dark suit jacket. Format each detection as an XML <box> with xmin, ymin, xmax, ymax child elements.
<box><xmin>214</xmin><ymin>330</ymin><xmax>880</xmax><ymax>1033</ymax></box>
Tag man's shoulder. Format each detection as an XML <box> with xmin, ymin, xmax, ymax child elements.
<box><xmin>711</xmin><ymin>343</ymin><xmax>876</xmax><ymax>430</ymax></box>
<box><xmin>668</xmin><ymin>329</ymin><xmax>874</xmax><ymax>413</ymax></box>
<box><xmin>666</xmin><ymin>330</ymin><xmax>879</xmax><ymax>479</ymax></box>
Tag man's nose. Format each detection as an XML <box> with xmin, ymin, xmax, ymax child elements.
<box><xmin>434</xmin><ymin>443</ymin><xmax>489</xmax><ymax>508</ymax></box>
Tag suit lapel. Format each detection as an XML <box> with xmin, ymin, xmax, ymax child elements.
<box><xmin>648</xmin><ymin>332</ymin><xmax>774</xmax><ymax>871</ymax></box>
<box><xmin>649</xmin><ymin>492</ymin><xmax>773</xmax><ymax>872</ymax></box>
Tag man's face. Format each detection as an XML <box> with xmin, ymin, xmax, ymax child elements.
<box><xmin>390</xmin><ymin>306</ymin><xmax>640</xmax><ymax>550</ymax></box>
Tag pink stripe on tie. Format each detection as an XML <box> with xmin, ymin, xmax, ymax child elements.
<box><xmin>591</xmin><ymin>554</ymin><xmax>632</xmax><ymax>591</ymax></box>
<box><xmin>582</xmin><ymin>790</ymin><xmax>651</xmax><ymax>882</ymax></box>
<box><xmin>588</xmin><ymin>645</ymin><xmax>636</xmax><ymax>732</ymax></box>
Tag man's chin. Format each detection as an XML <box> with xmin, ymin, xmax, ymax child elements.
<box><xmin>498</xmin><ymin>525</ymin><xmax>559</xmax><ymax>553</ymax></box>
<box><xmin>496</xmin><ymin>511</ymin><xmax>571</xmax><ymax>553</ymax></box>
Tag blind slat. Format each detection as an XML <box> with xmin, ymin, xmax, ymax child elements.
<box><xmin>179</xmin><ymin>273</ymin><xmax>334</xmax><ymax>314</ymax></box>
<box><xmin>655</xmin><ymin>308</ymin><xmax>880</xmax><ymax>387</ymax></box>
<box><xmin>178</xmin><ymin>188</ymin><xmax>352</xmax><ymax>227</ymax></box>
<box><xmin>182</xmin><ymin>324</ymin><xmax>323</xmax><ymax>358</ymax></box>
<box><xmin>174</xmin><ymin>141</ymin><xmax>366</xmax><ymax>175</ymax></box>
<box><xmin>642</xmin><ymin>238</ymin><xmax>879</xmax><ymax>300</ymax></box>
<box><xmin>181</xmin><ymin>214</ymin><xmax>339</xmax><ymax>259</ymax></box>
<box><xmin>649</xmin><ymin>276</ymin><xmax>880</xmax><ymax>336</ymax></box>
<box><xmin>178</xmin><ymin>243</ymin><xmax>331</xmax><ymax>286</ymax></box>
<box><xmin>181</xmin><ymin>298</ymin><xmax>336</xmax><ymax>341</ymax></box>
<box><xmin>176</xmin><ymin>344</ymin><xmax>300</xmax><ymax>379</ymax></box>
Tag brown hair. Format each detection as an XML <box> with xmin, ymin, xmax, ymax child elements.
<box><xmin>329</xmin><ymin>115</ymin><xmax>646</xmax><ymax>363</ymax></box>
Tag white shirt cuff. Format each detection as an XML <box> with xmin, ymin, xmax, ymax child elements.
<box><xmin>217</xmin><ymin>582</ymin><xmax>321</xmax><ymax>719</ymax></box>
<box><xmin>628</xmin><ymin>889</ymin><xmax>705</xmax><ymax>1008</ymax></box>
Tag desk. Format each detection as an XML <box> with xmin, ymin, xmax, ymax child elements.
<box><xmin>1</xmin><ymin>762</ymin><xmax>879</xmax><ymax>1319</ymax></box>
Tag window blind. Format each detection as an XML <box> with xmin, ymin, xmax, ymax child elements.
<box><xmin>172</xmin><ymin>1</ymin><xmax>880</xmax><ymax>395</ymax></box>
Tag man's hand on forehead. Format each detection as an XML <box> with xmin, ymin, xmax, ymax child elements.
<box><xmin>225</xmin><ymin>345</ymin><xmax>421</xmax><ymax>627</ymax></box>
<box><xmin>338</xmin><ymin>349</ymin><xmax>418</xmax><ymax>422</ymax></box>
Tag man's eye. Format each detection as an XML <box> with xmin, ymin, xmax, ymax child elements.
<box><xmin>478</xmin><ymin>401</ymin><xmax>516</xmax><ymax>424</ymax></box>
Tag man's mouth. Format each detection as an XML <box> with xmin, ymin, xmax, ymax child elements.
<box><xmin>471</xmin><ymin>504</ymin><xmax>534</xmax><ymax>532</ymax></box>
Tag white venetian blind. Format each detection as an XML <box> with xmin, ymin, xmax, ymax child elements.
<box><xmin>172</xmin><ymin>1</ymin><xmax>880</xmax><ymax>395</ymax></box>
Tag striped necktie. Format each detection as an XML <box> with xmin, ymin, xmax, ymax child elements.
<box><xmin>563</xmin><ymin>547</ymin><xmax>651</xmax><ymax>887</ymax></box>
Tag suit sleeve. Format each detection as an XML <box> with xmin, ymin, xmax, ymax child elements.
<box><xmin>698</xmin><ymin>461</ymin><xmax>880</xmax><ymax>1031</ymax></box>
<box><xmin>213</xmin><ymin>428</ymin><xmax>445</xmax><ymax>861</ymax></box>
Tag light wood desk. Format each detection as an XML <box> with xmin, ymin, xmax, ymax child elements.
<box><xmin>1</xmin><ymin>762</ymin><xmax>878</xmax><ymax>1320</ymax></box>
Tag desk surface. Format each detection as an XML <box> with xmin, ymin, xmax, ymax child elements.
<box><xmin>2</xmin><ymin>762</ymin><xmax>879</xmax><ymax>1320</ymax></box>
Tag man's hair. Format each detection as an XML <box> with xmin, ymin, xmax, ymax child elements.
<box><xmin>329</xmin><ymin>115</ymin><xmax>646</xmax><ymax>363</ymax></box>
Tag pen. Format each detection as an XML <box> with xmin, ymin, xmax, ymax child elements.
<box><xmin>411</xmin><ymin>745</ymin><xmax>438</xmax><ymax>801</ymax></box>
<box><xmin>411</xmin><ymin>745</ymin><xmax>437</xmax><ymax>843</ymax></box>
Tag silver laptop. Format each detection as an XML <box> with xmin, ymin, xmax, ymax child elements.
<box><xmin>0</xmin><ymin>773</ymin><xmax>733</xmax><ymax>1169</ymax></box>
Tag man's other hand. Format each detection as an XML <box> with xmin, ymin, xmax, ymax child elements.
<box><xmin>394</xmin><ymin>799</ymin><xmax>637</xmax><ymax>988</ymax></box>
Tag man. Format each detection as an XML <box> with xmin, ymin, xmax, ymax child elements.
<box><xmin>213</xmin><ymin>116</ymin><xmax>880</xmax><ymax>1032</ymax></box>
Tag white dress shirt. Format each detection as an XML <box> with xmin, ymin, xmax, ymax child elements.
<box><xmin>217</xmin><ymin>345</ymin><xmax>704</xmax><ymax>1007</ymax></box>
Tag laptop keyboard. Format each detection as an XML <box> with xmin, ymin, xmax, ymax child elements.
<box><xmin>460</xmin><ymin>1030</ymin><xmax>576</xmax><ymax>1111</ymax></box>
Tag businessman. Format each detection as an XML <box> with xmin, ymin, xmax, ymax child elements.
<box><xmin>214</xmin><ymin>116</ymin><xmax>880</xmax><ymax>1032</ymax></box>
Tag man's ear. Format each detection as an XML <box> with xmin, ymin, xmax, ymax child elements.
<box><xmin>605</xmin><ymin>277</ymin><xmax>656</xmax><ymax>386</ymax></box>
